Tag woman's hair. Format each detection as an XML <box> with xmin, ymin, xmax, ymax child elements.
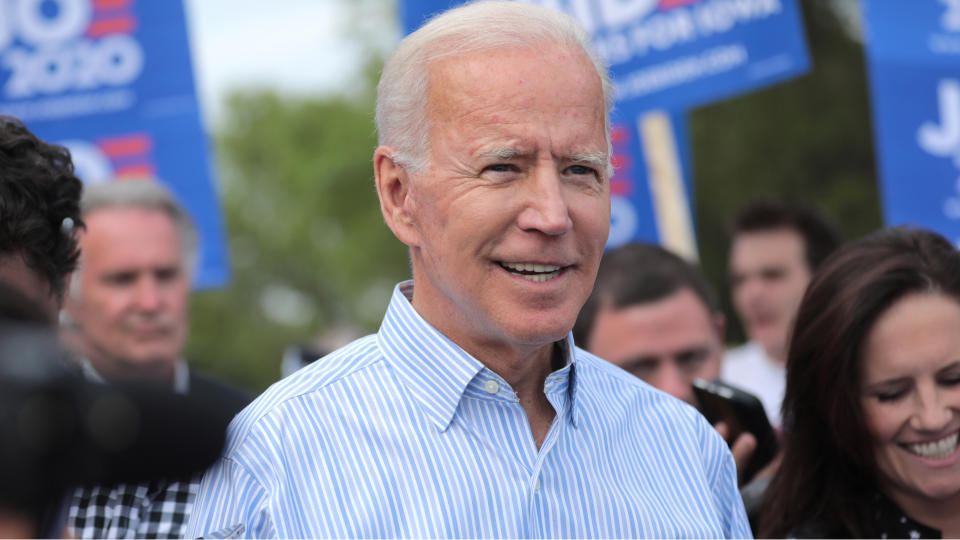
<box><xmin>759</xmin><ymin>227</ymin><xmax>960</xmax><ymax>538</ymax></box>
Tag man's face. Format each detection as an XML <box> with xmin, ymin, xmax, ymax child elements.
<box><xmin>585</xmin><ymin>289</ymin><xmax>724</xmax><ymax>404</ymax></box>
<box><xmin>65</xmin><ymin>207</ymin><xmax>189</xmax><ymax>378</ymax></box>
<box><xmin>729</xmin><ymin>228</ymin><xmax>812</xmax><ymax>361</ymax></box>
<box><xmin>401</xmin><ymin>46</ymin><xmax>610</xmax><ymax>360</ymax></box>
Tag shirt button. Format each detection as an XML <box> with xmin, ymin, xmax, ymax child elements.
<box><xmin>484</xmin><ymin>380</ymin><xmax>499</xmax><ymax>394</ymax></box>
<box><xmin>534</xmin><ymin>477</ymin><xmax>541</xmax><ymax>492</ymax></box>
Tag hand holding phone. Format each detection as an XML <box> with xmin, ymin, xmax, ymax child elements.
<box><xmin>692</xmin><ymin>378</ymin><xmax>779</xmax><ymax>483</ymax></box>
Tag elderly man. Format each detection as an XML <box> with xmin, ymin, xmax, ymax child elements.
<box><xmin>64</xmin><ymin>180</ymin><xmax>249</xmax><ymax>538</ymax></box>
<box><xmin>187</xmin><ymin>2</ymin><xmax>750</xmax><ymax>538</ymax></box>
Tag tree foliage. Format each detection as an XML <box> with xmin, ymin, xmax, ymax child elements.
<box><xmin>187</xmin><ymin>87</ymin><xmax>410</xmax><ymax>392</ymax></box>
<box><xmin>690</xmin><ymin>0</ymin><xmax>882</xmax><ymax>343</ymax></box>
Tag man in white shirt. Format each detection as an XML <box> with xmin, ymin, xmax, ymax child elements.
<box><xmin>724</xmin><ymin>200</ymin><xmax>840</xmax><ymax>428</ymax></box>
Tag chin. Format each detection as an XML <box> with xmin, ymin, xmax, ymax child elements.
<box><xmin>507</xmin><ymin>320</ymin><xmax>573</xmax><ymax>348</ymax></box>
<box><xmin>916</xmin><ymin>481</ymin><xmax>960</xmax><ymax>501</ymax></box>
<box><xmin>124</xmin><ymin>348</ymin><xmax>179</xmax><ymax>366</ymax></box>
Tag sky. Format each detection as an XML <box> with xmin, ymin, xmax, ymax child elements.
<box><xmin>183</xmin><ymin>0</ymin><xmax>398</xmax><ymax>127</ymax></box>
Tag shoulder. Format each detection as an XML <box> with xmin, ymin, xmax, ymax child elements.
<box><xmin>573</xmin><ymin>347</ymin><xmax>736</xmax><ymax>490</ymax></box>
<box><xmin>188</xmin><ymin>371</ymin><xmax>253</xmax><ymax>415</ymax></box>
<box><xmin>784</xmin><ymin>517</ymin><xmax>831</xmax><ymax>539</ymax></box>
<box><xmin>722</xmin><ymin>341</ymin><xmax>770</xmax><ymax>379</ymax></box>
<box><xmin>573</xmin><ymin>346</ymin><xmax>706</xmax><ymax>430</ymax></box>
<box><xmin>224</xmin><ymin>335</ymin><xmax>383</xmax><ymax>453</ymax></box>
<box><xmin>723</xmin><ymin>341</ymin><xmax>763</xmax><ymax>363</ymax></box>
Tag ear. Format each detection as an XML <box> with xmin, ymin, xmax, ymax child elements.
<box><xmin>712</xmin><ymin>312</ymin><xmax>726</xmax><ymax>342</ymax></box>
<box><xmin>374</xmin><ymin>146</ymin><xmax>421</xmax><ymax>248</ymax></box>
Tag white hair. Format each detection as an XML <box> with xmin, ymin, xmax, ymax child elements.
<box><xmin>70</xmin><ymin>179</ymin><xmax>197</xmax><ymax>299</ymax></box>
<box><xmin>375</xmin><ymin>0</ymin><xmax>614</xmax><ymax>175</ymax></box>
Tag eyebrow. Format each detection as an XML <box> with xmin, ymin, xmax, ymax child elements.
<box><xmin>477</xmin><ymin>147</ymin><xmax>609</xmax><ymax>166</ymax></box>
<box><xmin>623</xmin><ymin>356</ymin><xmax>659</xmax><ymax>369</ymax></box>
<box><xmin>861</xmin><ymin>379</ymin><xmax>910</xmax><ymax>395</ymax></box>
<box><xmin>569</xmin><ymin>151</ymin><xmax>609</xmax><ymax>169</ymax></box>
<box><xmin>476</xmin><ymin>146</ymin><xmax>526</xmax><ymax>161</ymax></box>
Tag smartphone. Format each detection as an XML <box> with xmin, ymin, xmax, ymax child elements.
<box><xmin>692</xmin><ymin>378</ymin><xmax>779</xmax><ymax>482</ymax></box>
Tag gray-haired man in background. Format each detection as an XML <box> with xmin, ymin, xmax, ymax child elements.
<box><xmin>64</xmin><ymin>180</ymin><xmax>248</xmax><ymax>538</ymax></box>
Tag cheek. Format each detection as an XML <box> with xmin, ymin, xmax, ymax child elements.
<box><xmin>87</xmin><ymin>293</ymin><xmax>125</xmax><ymax>323</ymax></box>
<box><xmin>731</xmin><ymin>286</ymin><xmax>747</xmax><ymax>308</ymax></box>
<box><xmin>862</xmin><ymin>401</ymin><xmax>899</xmax><ymax>445</ymax></box>
<box><xmin>574</xmin><ymin>193</ymin><xmax>609</xmax><ymax>228</ymax></box>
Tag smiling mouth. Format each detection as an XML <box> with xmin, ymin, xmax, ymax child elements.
<box><xmin>498</xmin><ymin>262</ymin><xmax>564</xmax><ymax>283</ymax></box>
<box><xmin>904</xmin><ymin>432</ymin><xmax>959</xmax><ymax>459</ymax></box>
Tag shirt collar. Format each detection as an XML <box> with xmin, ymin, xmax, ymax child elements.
<box><xmin>376</xmin><ymin>280</ymin><xmax>580</xmax><ymax>431</ymax></box>
<box><xmin>78</xmin><ymin>356</ymin><xmax>190</xmax><ymax>394</ymax></box>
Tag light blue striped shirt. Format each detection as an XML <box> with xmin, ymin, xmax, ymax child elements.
<box><xmin>186</xmin><ymin>282</ymin><xmax>751</xmax><ymax>538</ymax></box>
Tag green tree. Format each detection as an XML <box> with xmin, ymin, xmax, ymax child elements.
<box><xmin>187</xmin><ymin>87</ymin><xmax>410</xmax><ymax>392</ymax></box>
<box><xmin>690</xmin><ymin>0</ymin><xmax>882</xmax><ymax>343</ymax></box>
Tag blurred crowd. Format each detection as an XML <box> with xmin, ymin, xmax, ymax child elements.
<box><xmin>2</xmin><ymin>1</ymin><xmax>959</xmax><ymax>539</ymax></box>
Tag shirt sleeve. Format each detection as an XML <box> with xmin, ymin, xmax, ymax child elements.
<box><xmin>184</xmin><ymin>455</ymin><xmax>275</xmax><ymax>539</ymax></box>
<box><xmin>698</xmin><ymin>416</ymin><xmax>753</xmax><ymax>539</ymax></box>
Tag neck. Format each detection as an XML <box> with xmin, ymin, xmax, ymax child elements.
<box><xmin>466</xmin><ymin>339</ymin><xmax>562</xmax><ymax>449</ymax></box>
<box><xmin>482</xmin><ymin>342</ymin><xmax>556</xmax><ymax>397</ymax></box>
<box><xmin>83</xmin><ymin>346</ymin><xmax>177</xmax><ymax>388</ymax></box>
<box><xmin>762</xmin><ymin>342</ymin><xmax>787</xmax><ymax>365</ymax></box>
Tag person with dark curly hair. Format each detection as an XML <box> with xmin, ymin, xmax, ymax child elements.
<box><xmin>0</xmin><ymin>115</ymin><xmax>84</xmax><ymax>321</ymax></box>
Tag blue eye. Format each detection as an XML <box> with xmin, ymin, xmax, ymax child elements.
<box><xmin>485</xmin><ymin>164</ymin><xmax>516</xmax><ymax>173</ymax></box>
<box><xmin>566</xmin><ymin>165</ymin><xmax>596</xmax><ymax>176</ymax></box>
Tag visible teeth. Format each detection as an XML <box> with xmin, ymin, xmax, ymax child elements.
<box><xmin>517</xmin><ymin>271</ymin><xmax>559</xmax><ymax>283</ymax></box>
<box><xmin>500</xmin><ymin>262</ymin><xmax>560</xmax><ymax>273</ymax></box>
<box><xmin>499</xmin><ymin>262</ymin><xmax>562</xmax><ymax>282</ymax></box>
<box><xmin>908</xmin><ymin>433</ymin><xmax>959</xmax><ymax>459</ymax></box>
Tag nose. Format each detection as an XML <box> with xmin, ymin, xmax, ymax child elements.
<box><xmin>655</xmin><ymin>362</ymin><xmax>696</xmax><ymax>406</ymax></box>
<box><xmin>911</xmin><ymin>384</ymin><xmax>954</xmax><ymax>432</ymax></box>
<box><xmin>134</xmin><ymin>277</ymin><xmax>162</xmax><ymax>312</ymax></box>
<box><xmin>737</xmin><ymin>276</ymin><xmax>764</xmax><ymax>304</ymax></box>
<box><xmin>516</xmin><ymin>165</ymin><xmax>573</xmax><ymax>236</ymax></box>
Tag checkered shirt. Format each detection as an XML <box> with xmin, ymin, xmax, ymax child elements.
<box><xmin>68</xmin><ymin>474</ymin><xmax>197</xmax><ymax>539</ymax></box>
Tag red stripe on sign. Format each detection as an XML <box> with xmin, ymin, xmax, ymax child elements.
<box><xmin>87</xmin><ymin>17</ymin><xmax>137</xmax><ymax>37</ymax></box>
<box><xmin>115</xmin><ymin>164</ymin><xmax>156</xmax><ymax>178</ymax></box>
<box><xmin>611</xmin><ymin>125</ymin><xmax>630</xmax><ymax>145</ymax></box>
<box><xmin>93</xmin><ymin>0</ymin><xmax>132</xmax><ymax>9</ymax></box>
<box><xmin>659</xmin><ymin>0</ymin><xmax>702</xmax><ymax>8</ymax></box>
<box><xmin>98</xmin><ymin>135</ymin><xmax>152</xmax><ymax>157</ymax></box>
<box><xmin>610</xmin><ymin>179</ymin><xmax>633</xmax><ymax>196</ymax></box>
<box><xmin>611</xmin><ymin>154</ymin><xmax>632</xmax><ymax>170</ymax></box>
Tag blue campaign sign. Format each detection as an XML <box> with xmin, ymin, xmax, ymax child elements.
<box><xmin>863</xmin><ymin>0</ymin><xmax>960</xmax><ymax>246</ymax></box>
<box><xmin>403</xmin><ymin>0</ymin><xmax>810</xmax><ymax>111</ymax></box>
<box><xmin>0</xmin><ymin>0</ymin><xmax>229</xmax><ymax>287</ymax></box>
<box><xmin>607</xmin><ymin>104</ymin><xmax>698</xmax><ymax>258</ymax></box>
